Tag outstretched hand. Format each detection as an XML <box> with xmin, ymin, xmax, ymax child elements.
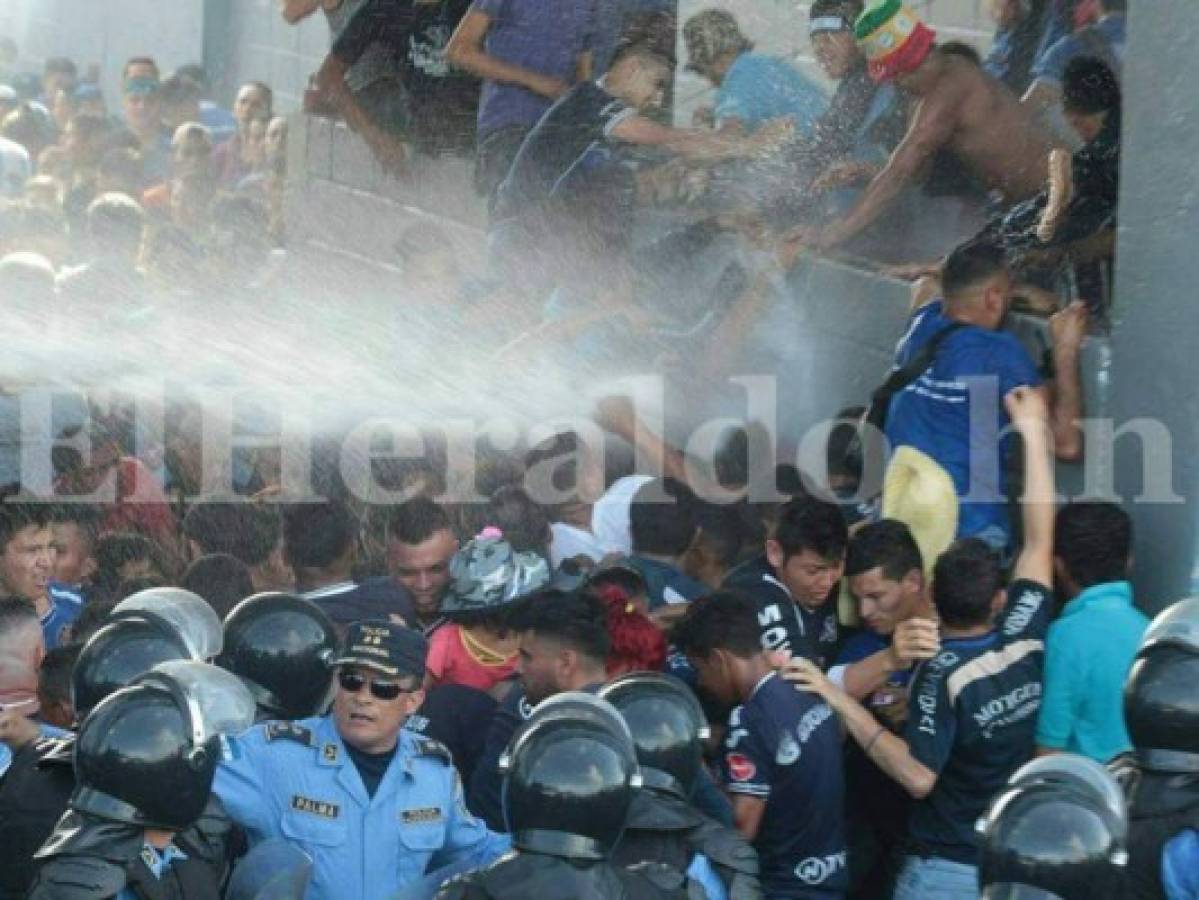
<box><xmin>778</xmin><ymin>656</ymin><xmax>841</xmax><ymax>707</ymax></box>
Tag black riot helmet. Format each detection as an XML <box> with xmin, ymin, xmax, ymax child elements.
<box><xmin>218</xmin><ymin>592</ymin><xmax>338</xmax><ymax>719</ymax></box>
<box><xmin>1124</xmin><ymin>598</ymin><xmax>1199</xmax><ymax>772</ymax></box>
<box><xmin>599</xmin><ymin>672</ymin><xmax>710</xmax><ymax>798</ymax></box>
<box><xmin>500</xmin><ymin>692</ymin><xmax>642</xmax><ymax>861</ymax></box>
<box><xmin>73</xmin><ymin>588</ymin><xmax>226</xmax><ymax>719</ymax></box>
<box><xmin>73</xmin><ymin>614</ymin><xmax>193</xmax><ymax>719</ymax></box>
<box><xmin>979</xmin><ymin>754</ymin><xmax>1129</xmax><ymax>900</ymax></box>
<box><xmin>71</xmin><ymin>660</ymin><xmax>254</xmax><ymax>831</ymax></box>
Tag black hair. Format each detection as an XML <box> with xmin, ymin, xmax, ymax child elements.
<box><xmin>846</xmin><ymin>519</ymin><xmax>923</xmax><ymax>580</ymax></box>
<box><xmin>183</xmin><ymin>500</ymin><xmax>281</xmax><ymax>567</ymax></box>
<box><xmin>809</xmin><ymin>0</ymin><xmax>863</xmax><ymax>22</ymax></box>
<box><xmin>159</xmin><ymin>73</ymin><xmax>202</xmax><ymax>106</ymax></box>
<box><xmin>827</xmin><ymin>405</ymin><xmax>867</xmax><ymax>482</ymax></box>
<box><xmin>1062</xmin><ymin>55</ymin><xmax>1121</xmax><ymax>116</ymax></box>
<box><xmin>671</xmin><ymin>591</ymin><xmax>762</xmax><ymax>659</ymax></box>
<box><xmin>585</xmin><ymin>564</ymin><xmax>648</xmax><ymax>602</ymax></box>
<box><xmin>181</xmin><ymin>553</ymin><xmax>255</xmax><ymax>620</ymax></box>
<box><xmin>1</xmin><ymin>103</ymin><xmax>54</xmax><ymax>157</ymax></box>
<box><xmin>523</xmin><ymin>431</ymin><xmax>590</xmax><ymax>514</ymax></box>
<box><xmin>113</xmin><ymin>575</ymin><xmax>166</xmax><ymax>604</ymax></box>
<box><xmin>0</xmin><ymin>500</ymin><xmax>51</xmax><ymax>553</ymax></box>
<box><xmin>241</xmin><ymin>81</ymin><xmax>274</xmax><ymax>115</ymax></box>
<box><xmin>931</xmin><ymin>539</ymin><xmax>1003</xmax><ymax>628</ymax></box>
<box><xmin>38</xmin><ymin>642</ymin><xmax>81</xmax><ymax>708</ymax></box>
<box><xmin>773</xmin><ymin>494</ymin><xmax>847</xmax><ymax>562</ymax></box>
<box><xmin>44</xmin><ymin>57</ymin><xmax>77</xmax><ymax>78</ymax></box>
<box><xmin>282</xmin><ymin>500</ymin><xmax>356</xmax><ymax>570</ymax></box>
<box><xmin>939</xmin><ymin>40</ymin><xmax>982</xmax><ymax>65</ymax></box>
<box><xmin>693</xmin><ymin>500</ymin><xmax>754</xmax><ymax>571</ymax></box>
<box><xmin>70</xmin><ymin>599</ymin><xmax>116</xmax><ymax>645</ymax></box>
<box><xmin>388</xmin><ymin>496</ymin><xmax>452</xmax><ymax>547</ymax></box>
<box><xmin>93</xmin><ymin>532</ymin><xmax>160</xmax><ymax>597</ymax></box>
<box><xmin>173</xmin><ymin>64</ymin><xmax>210</xmax><ymax>90</ymax></box>
<box><xmin>941</xmin><ymin>237</ymin><xmax>1008</xmax><ymax>302</ymax></box>
<box><xmin>122</xmin><ymin>57</ymin><xmax>159</xmax><ymax>81</ymax></box>
<box><xmin>509</xmin><ymin>589</ymin><xmax>610</xmax><ymax>663</ymax></box>
<box><xmin>484</xmin><ymin>486</ymin><xmax>550</xmax><ymax>555</ymax></box>
<box><xmin>49</xmin><ymin>503</ymin><xmax>102</xmax><ymax>555</ymax></box>
<box><xmin>630</xmin><ymin>477</ymin><xmax>699</xmax><ymax>557</ymax></box>
<box><xmin>1054</xmin><ymin>501</ymin><xmax>1132</xmax><ymax>589</ymax></box>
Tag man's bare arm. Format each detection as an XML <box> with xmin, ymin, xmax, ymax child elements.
<box><xmin>730</xmin><ymin>794</ymin><xmax>768</xmax><ymax>841</ymax></box>
<box><xmin>816</xmin><ymin>95</ymin><xmax>956</xmax><ymax>249</ymax></box>
<box><xmin>280</xmin><ymin>0</ymin><xmax>322</xmax><ymax>24</ymax></box>
<box><xmin>1045</xmin><ymin>301</ymin><xmax>1087</xmax><ymax>462</ymax></box>
<box><xmin>314</xmin><ymin>54</ymin><xmax>408</xmax><ymax>170</ymax></box>
<box><xmin>610</xmin><ymin>115</ymin><xmax>790</xmax><ymax>162</ymax></box>
<box><xmin>446</xmin><ymin>10</ymin><xmax>569</xmax><ymax>99</ymax></box>
<box><xmin>1005</xmin><ymin>386</ymin><xmax>1057</xmax><ymax>587</ymax></box>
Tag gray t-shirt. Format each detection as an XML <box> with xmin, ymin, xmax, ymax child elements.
<box><xmin>325</xmin><ymin>0</ymin><xmax>400</xmax><ymax>92</ymax></box>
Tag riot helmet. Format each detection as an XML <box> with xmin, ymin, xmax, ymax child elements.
<box><xmin>599</xmin><ymin>672</ymin><xmax>710</xmax><ymax>798</ymax></box>
<box><xmin>112</xmin><ymin>587</ymin><xmax>224</xmax><ymax>660</ymax></box>
<box><xmin>73</xmin><ymin>613</ymin><xmax>193</xmax><ymax>719</ymax></box>
<box><xmin>1006</xmin><ymin>754</ymin><xmax>1127</xmax><ymax>825</ymax></box>
<box><xmin>225</xmin><ymin>838</ymin><xmax>314</xmax><ymax>900</ymax></box>
<box><xmin>218</xmin><ymin>592</ymin><xmax>337</xmax><ymax>719</ymax></box>
<box><xmin>979</xmin><ymin>755</ymin><xmax>1128</xmax><ymax>900</ymax></box>
<box><xmin>501</xmin><ymin>692</ymin><xmax>641</xmax><ymax>861</ymax></box>
<box><xmin>71</xmin><ymin>661</ymin><xmax>252</xmax><ymax>830</ymax></box>
<box><xmin>1124</xmin><ymin>597</ymin><xmax>1199</xmax><ymax>772</ymax></box>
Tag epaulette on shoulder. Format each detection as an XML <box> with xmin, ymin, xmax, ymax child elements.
<box><xmin>413</xmin><ymin>736</ymin><xmax>453</xmax><ymax>765</ymax></box>
<box><xmin>264</xmin><ymin>721</ymin><xmax>315</xmax><ymax>747</ymax></box>
<box><xmin>34</xmin><ymin>735</ymin><xmax>76</xmax><ymax>767</ymax></box>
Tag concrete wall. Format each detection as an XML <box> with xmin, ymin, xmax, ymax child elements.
<box><xmin>0</xmin><ymin>0</ymin><xmax>203</xmax><ymax>105</ymax></box>
<box><xmin>1108</xmin><ymin>2</ymin><xmax>1199</xmax><ymax>609</ymax></box>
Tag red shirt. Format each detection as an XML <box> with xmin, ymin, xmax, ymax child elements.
<box><xmin>425</xmin><ymin>623</ymin><xmax>518</xmax><ymax>692</ymax></box>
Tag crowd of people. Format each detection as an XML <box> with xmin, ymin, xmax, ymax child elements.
<box><xmin>0</xmin><ymin>1</ymin><xmax>1190</xmax><ymax>899</ymax></box>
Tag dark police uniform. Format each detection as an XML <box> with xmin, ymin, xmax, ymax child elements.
<box><xmin>1110</xmin><ymin>755</ymin><xmax>1199</xmax><ymax>900</ymax></box>
<box><xmin>613</xmin><ymin>789</ymin><xmax>761</xmax><ymax>900</ymax></box>
<box><xmin>719</xmin><ymin>672</ymin><xmax>847</xmax><ymax>897</ymax></box>
<box><xmin>723</xmin><ymin>556</ymin><xmax>840</xmax><ymax>670</ymax></box>
<box><xmin>437</xmin><ymin>851</ymin><xmax>689</xmax><ymax>899</ymax></box>
<box><xmin>903</xmin><ymin>578</ymin><xmax>1052</xmax><ymax>867</ymax></box>
<box><xmin>0</xmin><ymin>736</ymin><xmax>76</xmax><ymax>899</ymax></box>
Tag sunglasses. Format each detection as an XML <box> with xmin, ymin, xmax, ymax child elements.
<box><xmin>337</xmin><ymin>670</ymin><xmax>414</xmax><ymax>701</ymax></box>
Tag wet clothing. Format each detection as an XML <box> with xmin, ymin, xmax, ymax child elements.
<box><xmin>719</xmin><ymin>672</ymin><xmax>847</xmax><ymax>897</ymax></box>
<box><xmin>473</xmin><ymin>0</ymin><xmax>596</xmax><ymax>139</ymax></box>
<box><xmin>723</xmin><ymin>555</ymin><xmax>840</xmax><ymax>670</ymax></box>
<box><xmin>982</xmin><ymin>0</ymin><xmax>1048</xmax><ymax>95</ymax></box>
<box><xmin>903</xmin><ymin>578</ymin><xmax>1052</xmax><ymax>865</ymax></box>
<box><xmin>426</xmin><ymin>623</ymin><xmax>518</xmax><ymax>691</ymax></box>
<box><xmin>805</xmin><ymin>61</ymin><xmax>905</xmax><ymax>171</ymax></box>
<box><xmin>885</xmin><ymin>301</ymin><xmax>1043</xmax><ymax>547</ymax></box>
<box><xmin>436</xmin><ymin>850</ymin><xmax>689</xmax><ymax>899</ymax></box>
<box><xmin>713</xmin><ymin>53</ymin><xmax>825</xmax><ymax>135</ymax></box>
<box><xmin>214</xmin><ymin>716</ymin><xmax>510</xmax><ymax>899</ymax></box>
<box><xmin>990</xmin><ymin>108</ymin><xmax>1121</xmax><ymax>253</ymax></box>
<box><xmin>1111</xmin><ymin>755</ymin><xmax>1199</xmax><ymax>900</ymax></box>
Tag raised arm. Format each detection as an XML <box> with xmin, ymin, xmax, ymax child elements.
<box><xmin>1045</xmin><ymin>301</ymin><xmax>1087</xmax><ymax>462</ymax></box>
<box><xmin>446</xmin><ymin>10</ymin><xmax>570</xmax><ymax>99</ymax></box>
<box><xmin>280</xmin><ymin>0</ymin><xmax>322</xmax><ymax>24</ymax></box>
<box><xmin>1005</xmin><ymin>385</ymin><xmax>1056</xmax><ymax>586</ymax></box>
<box><xmin>610</xmin><ymin>114</ymin><xmax>791</xmax><ymax>162</ymax></box>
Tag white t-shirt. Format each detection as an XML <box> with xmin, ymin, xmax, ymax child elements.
<box><xmin>548</xmin><ymin>475</ymin><xmax>654</xmax><ymax>567</ymax></box>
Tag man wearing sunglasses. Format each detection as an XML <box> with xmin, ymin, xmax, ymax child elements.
<box><xmin>215</xmin><ymin>619</ymin><xmax>509</xmax><ymax>899</ymax></box>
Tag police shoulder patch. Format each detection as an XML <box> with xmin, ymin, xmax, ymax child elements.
<box><xmin>265</xmin><ymin>721</ymin><xmax>315</xmax><ymax>747</ymax></box>
<box><xmin>413</xmin><ymin>737</ymin><xmax>453</xmax><ymax>765</ymax></box>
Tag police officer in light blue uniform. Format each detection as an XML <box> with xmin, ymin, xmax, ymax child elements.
<box><xmin>214</xmin><ymin>620</ymin><xmax>510</xmax><ymax>900</ymax></box>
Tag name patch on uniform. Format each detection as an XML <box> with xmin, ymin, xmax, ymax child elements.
<box><xmin>401</xmin><ymin>806</ymin><xmax>444</xmax><ymax>825</ymax></box>
<box><xmin>322</xmin><ymin>743</ymin><xmax>339</xmax><ymax>763</ymax></box>
<box><xmin>292</xmin><ymin>794</ymin><xmax>340</xmax><ymax>819</ymax></box>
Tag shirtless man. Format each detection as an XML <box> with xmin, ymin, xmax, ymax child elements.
<box><xmin>794</xmin><ymin>0</ymin><xmax>1060</xmax><ymax>253</ymax></box>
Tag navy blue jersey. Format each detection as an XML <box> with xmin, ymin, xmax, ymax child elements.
<box><xmin>719</xmin><ymin>673</ymin><xmax>847</xmax><ymax>897</ymax></box>
<box><xmin>723</xmin><ymin>556</ymin><xmax>840</xmax><ymax>670</ymax></box>
<box><xmin>905</xmin><ymin>578</ymin><xmax>1053</xmax><ymax>863</ymax></box>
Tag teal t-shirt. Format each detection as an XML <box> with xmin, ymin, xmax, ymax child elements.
<box><xmin>714</xmin><ymin>52</ymin><xmax>826</xmax><ymax>135</ymax></box>
<box><xmin>1035</xmin><ymin>581</ymin><xmax>1149</xmax><ymax>762</ymax></box>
